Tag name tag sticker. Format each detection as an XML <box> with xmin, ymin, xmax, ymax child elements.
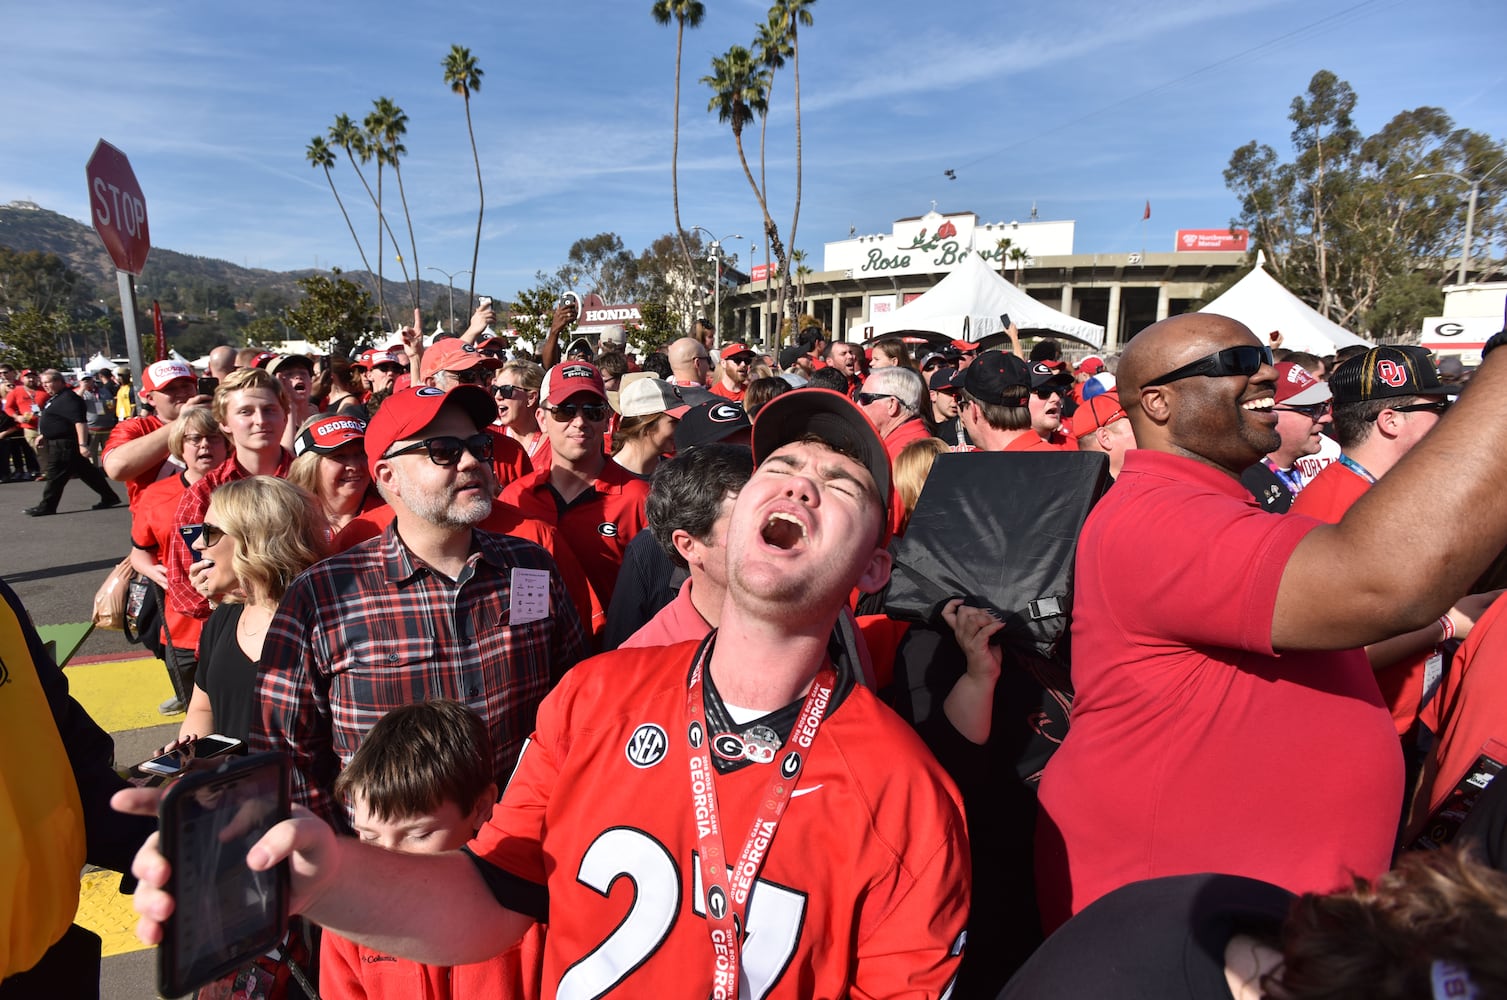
<box><xmin>509</xmin><ymin>568</ymin><xmax>551</xmax><ymax>625</ymax></box>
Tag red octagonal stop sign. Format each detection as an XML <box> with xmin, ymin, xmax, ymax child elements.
<box><xmin>86</xmin><ymin>139</ymin><xmax>151</xmax><ymax>275</ymax></box>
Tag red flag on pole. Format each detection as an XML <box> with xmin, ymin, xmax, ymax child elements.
<box><xmin>152</xmin><ymin>300</ymin><xmax>166</xmax><ymax>362</ymax></box>
<box><xmin>1143</xmin><ymin>201</ymin><xmax>1151</xmax><ymax>221</ymax></box>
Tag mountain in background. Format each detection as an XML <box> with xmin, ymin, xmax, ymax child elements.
<box><xmin>0</xmin><ymin>199</ymin><xmax>456</xmax><ymax>328</ymax></box>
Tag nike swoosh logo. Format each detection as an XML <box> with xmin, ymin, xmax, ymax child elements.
<box><xmin>790</xmin><ymin>784</ymin><xmax>824</xmax><ymax>799</ymax></box>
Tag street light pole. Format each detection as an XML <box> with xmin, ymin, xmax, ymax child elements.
<box><xmin>1413</xmin><ymin>158</ymin><xmax>1506</xmax><ymax>284</ymax></box>
<box><xmin>690</xmin><ymin>227</ymin><xmax>743</xmax><ymax>339</ymax></box>
<box><xmin>425</xmin><ymin>266</ymin><xmax>472</xmax><ymax>334</ymax></box>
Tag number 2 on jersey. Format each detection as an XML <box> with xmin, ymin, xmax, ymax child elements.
<box><xmin>556</xmin><ymin>827</ymin><xmax>808</xmax><ymax>999</ymax></box>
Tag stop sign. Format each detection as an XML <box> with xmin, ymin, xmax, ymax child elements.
<box><xmin>85</xmin><ymin>139</ymin><xmax>151</xmax><ymax>275</ymax></box>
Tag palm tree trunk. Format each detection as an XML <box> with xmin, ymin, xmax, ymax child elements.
<box><xmin>323</xmin><ymin>166</ymin><xmax>375</xmax><ymax>281</ymax></box>
<box><xmin>732</xmin><ymin>125</ymin><xmax>787</xmax><ymax>340</ymax></box>
<box><xmin>375</xmin><ymin>162</ymin><xmax>388</xmax><ymax>331</ymax></box>
<box><xmin>464</xmin><ymin>93</ymin><xmax>482</xmax><ymax>307</ymax></box>
<box><xmin>784</xmin><ymin>29</ymin><xmax>803</xmax><ymax>329</ymax></box>
<box><xmin>671</xmin><ymin>22</ymin><xmax>696</xmax><ymax>314</ymax></box>
<box><xmin>760</xmin><ymin>75</ymin><xmax>775</xmax><ymax>344</ymax></box>
<box><xmin>391</xmin><ymin>163</ymin><xmax>421</xmax><ymax>313</ymax></box>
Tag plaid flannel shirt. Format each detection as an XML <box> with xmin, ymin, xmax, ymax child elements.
<box><xmin>251</xmin><ymin>520</ymin><xmax>588</xmax><ymax>828</ymax></box>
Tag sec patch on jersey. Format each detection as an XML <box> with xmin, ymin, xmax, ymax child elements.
<box><xmin>626</xmin><ymin>722</ymin><xmax>668</xmax><ymax>767</ymax></box>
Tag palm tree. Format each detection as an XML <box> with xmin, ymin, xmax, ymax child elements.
<box><xmin>651</xmin><ymin>0</ymin><xmax>706</xmax><ymax>289</ymax></box>
<box><xmin>443</xmin><ymin>45</ymin><xmax>484</xmax><ymax>308</ymax></box>
<box><xmin>771</xmin><ymin>0</ymin><xmax>816</xmax><ymax>328</ymax></box>
<box><xmin>702</xmin><ymin>47</ymin><xmax>787</xmax><ymax>341</ymax></box>
<box><xmin>995</xmin><ymin>237</ymin><xmax>1014</xmax><ymax>281</ymax></box>
<box><xmin>305</xmin><ymin>137</ymin><xmax>375</xmax><ymax>282</ymax></box>
<box><xmin>791</xmin><ymin>248</ymin><xmax>811</xmax><ymax>316</ymax></box>
<box><xmin>753</xmin><ymin>14</ymin><xmax>792</xmax><ymax>339</ymax></box>
<box><xmin>370</xmin><ymin>97</ymin><xmax>419</xmax><ymax>312</ymax></box>
<box><xmin>1009</xmin><ymin>245</ymin><xmax>1030</xmax><ymax>286</ymax></box>
<box><xmin>330</xmin><ymin>114</ymin><xmax>396</xmax><ymax>329</ymax></box>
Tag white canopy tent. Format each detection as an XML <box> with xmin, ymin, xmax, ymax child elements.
<box><xmin>1200</xmin><ymin>251</ymin><xmax>1371</xmax><ymax>356</ymax></box>
<box><xmin>865</xmin><ymin>252</ymin><xmax>1105</xmax><ymax>347</ymax></box>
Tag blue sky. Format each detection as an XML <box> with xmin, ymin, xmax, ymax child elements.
<box><xmin>2</xmin><ymin>0</ymin><xmax>1503</xmax><ymax>303</ymax></box>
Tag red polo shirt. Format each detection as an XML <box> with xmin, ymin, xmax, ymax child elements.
<box><xmin>102</xmin><ymin>414</ymin><xmax>171</xmax><ymax>507</ymax></box>
<box><xmin>498</xmin><ymin>457</ymin><xmax>650</xmax><ymax>611</ymax></box>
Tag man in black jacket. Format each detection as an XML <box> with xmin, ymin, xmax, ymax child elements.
<box><xmin>24</xmin><ymin>370</ymin><xmax>120</xmax><ymax>516</ymax></box>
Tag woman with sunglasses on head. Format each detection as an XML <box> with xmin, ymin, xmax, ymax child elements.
<box><xmin>492</xmin><ymin>360</ymin><xmax>548</xmax><ymax>465</ymax></box>
<box><xmin>287</xmin><ymin>414</ymin><xmax>389</xmax><ymax>552</ymax></box>
<box><xmin>178</xmin><ymin>476</ymin><xmax>328</xmax><ymax>746</ymax></box>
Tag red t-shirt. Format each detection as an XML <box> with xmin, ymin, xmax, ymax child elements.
<box><xmin>1035</xmin><ymin>449</ymin><xmax>1401</xmax><ymax>931</ymax></box>
<box><xmin>1003</xmin><ymin>432</ymin><xmax>1063</xmax><ymax>453</ymax></box>
<box><xmin>1291</xmin><ymin>461</ymin><xmax>1432</xmax><ymax>738</ymax></box>
<box><xmin>328</xmin><ymin>496</ymin><xmax>393</xmax><ymax>553</ymax></box>
<box><xmin>708</xmin><ymin>379</ymin><xmax>745</xmax><ymax>402</ymax></box>
<box><xmin>467</xmin><ymin>642</ymin><xmax>969</xmax><ymax>997</ymax></box>
<box><xmin>320</xmin><ymin>925</ymin><xmax>543</xmax><ymax>1000</ymax></box>
<box><xmin>129</xmin><ymin>472</ymin><xmax>206</xmax><ymax>656</ymax></box>
<box><xmin>102</xmin><ymin>415</ymin><xmax>171</xmax><ymax>507</ymax></box>
<box><xmin>498</xmin><ymin>459</ymin><xmax>650</xmax><ymax>610</ymax></box>
<box><xmin>3</xmin><ymin>385</ymin><xmax>47</xmax><ymax>427</ymax></box>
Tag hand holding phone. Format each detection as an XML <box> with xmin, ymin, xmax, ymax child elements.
<box><xmin>197</xmin><ymin>376</ymin><xmax>219</xmax><ymax>397</ymax></box>
<box><xmin>139</xmin><ymin>734</ymin><xmax>245</xmax><ymax>777</ymax></box>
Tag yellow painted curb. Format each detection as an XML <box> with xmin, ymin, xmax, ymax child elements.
<box><xmin>65</xmin><ymin>656</ymin><xmax>179</xmax><ymax>732</ymax></box>
<box><xmin>77</xmin><ymin>869</ymin><xmax>151</xmax><ymax>958</ymax></box>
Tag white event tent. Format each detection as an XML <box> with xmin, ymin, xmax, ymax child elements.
<box><xmin>1200</xmin><ymin>251</ymin><xmax>1371</xmax><ymax>356</ymax></box>
<box><xmin>866</xmin><ymin>252</ymin><xmax>1106</xmax><ymax>347</ymax></box>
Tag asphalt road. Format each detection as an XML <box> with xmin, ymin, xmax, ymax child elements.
<box><xmin>5</xmin><ymin>475</ymin><xmax>181</xmax><ymax>997</ymax></box>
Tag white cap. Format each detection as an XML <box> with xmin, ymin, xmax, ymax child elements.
<box><xmin>618</xmin><ymin>378</ymin><xmax>682</xmax><ymax>418</ymax></box>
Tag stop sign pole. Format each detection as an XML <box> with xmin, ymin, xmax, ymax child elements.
<box><xmin>85</xmin><ymin>140</ymin><xmax>151</xmax><ymax>387</ymax></box>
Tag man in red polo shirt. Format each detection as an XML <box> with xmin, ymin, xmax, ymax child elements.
<box><xmin>500</xmin><ymin>362</ymin><xmax>649</xmax><ymax>610</ymax></box>
<box><xmin>1034</xmin><ymin>313</ymin><xmax>1507</xmax><ymax>933</ymax></box>
<box><xmin>422</xmin><ymin>339</ymin><xmax>532</xmax><ymax>491</ymax></box>
<box><xmin>101</xmin><ymin>359</ymin><xmax>211</xmax><ymax>507</ymax></box>
<box><xmin>708</xmin><ymin>342</ymin><xmax>758</xmax><ymax>401</ymax></box>
<box><xmin>957</xmin><ymin>351</ymin><xmax>1063</xmax><ymax>452</ymax></box>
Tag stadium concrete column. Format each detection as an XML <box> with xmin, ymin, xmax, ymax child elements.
<box><xmin>1105</xmin><ymin>283</ymin><xmax>1123</xmax><ymax>351</ymax></box>
<box><xmin>1156</xmin><ymin>284</ymin><xmax>1171</xmax><ymax>321</ymax></box>
<box><xmin>1060</xmin><ymin>283</ymin><xmax>1073</xmax><ymax>317</ymax></box>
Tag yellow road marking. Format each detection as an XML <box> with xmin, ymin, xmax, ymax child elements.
<box><xmin>77</xmin><ymin>870</ymin><xmax>151</xmax><ymax>957</ymax></box>
<box><xmin>65</xmin><ymin>656</ymin><xmax>180</xmax><ymax>731</ymax></box>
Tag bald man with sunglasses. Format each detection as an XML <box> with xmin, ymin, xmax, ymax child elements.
<box><xmin>500</xmin><ymin>362</ymin><xmax>650</xmax><ymax>614</ymax></box>
<box><xmin>1035</xmin><ymin>313</ymin><xmax>1507</xmax><ymax>934</ymax></box>
<box><xmin>252</xmin><ymin>386</ymin><xmax>588</xmax><ymax>828</ymax></box>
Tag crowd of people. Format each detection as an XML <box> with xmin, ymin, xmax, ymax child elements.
<box><xmin>6</xmin><ymin>303</ymin><xmax>1507</xmax><ymax>999</ymax></box>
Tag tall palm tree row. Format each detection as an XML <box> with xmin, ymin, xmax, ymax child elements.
<box><xmin>304</xmin><ymin>136</ymin><xmax>375</xmax><ymax>285</ymax></box>
<box><xmin>702</xmin><ymin>45</ymin><xmax>788</xmax><ymax>341</ymax></box>
<box><xmin>769</xmin><ymin>0</ymin><xmax>816</xmax><ymax>332</ymax></box>
<box><xmin>328</xmin><ymin>114</ymin><xmax>392</xmax><ymax>330</ymax></box>
<box><xmin>442</xmin><ymin>45</ymin><xmax>484</xmax><ymax>309</ymax></box>
<box><xmin>752</xmin><ymin>14</ymin><xmax>792</xmax><ymax>339</ymax></box>
<box><xmin>651</xmin><ymin>0</ymin><xmax>706</xmax><ymax>305</ymax></box>
<box><xmin>368</xmin><ymin>97</ymin><xmax>420</xmax><ymax>313</ymax></box>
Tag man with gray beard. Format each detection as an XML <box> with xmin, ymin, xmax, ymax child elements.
<box><xmin>251</xmin><ymin>385</ymin><xmax>588</xmax><ymax>829</ymax></box>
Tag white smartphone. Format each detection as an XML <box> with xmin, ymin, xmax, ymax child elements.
<box><xmin>139</xmin><ymin>734</ymin><xmax>245</xmax><ymax>776</ymax></box>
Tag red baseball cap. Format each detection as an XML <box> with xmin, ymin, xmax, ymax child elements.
<box><xmin>1070</xmin><ymin>392</ymin><xmax>1128</xmax><ymax>439</ymax></box>
<box><xmin>1273</xmin><ymin>362</ymin><xmax>1331</xmax><ymax>405</ymax></box>
<box><xmin>295</xmin><ymin>415</ymin><xmax>366</xmax><ymax>457</ymax></box>
<box><xmin>420</xmin><ymin>340</ymin><xmax>503</xmax><ymax>381</ymax></box>
<box><xmin>1075</xmin><ymin>355</ymin><xmax>1106</xmax><ymax>376</ymax></box>
<box><xmin>250</xmin><ymin>351</ymin><xmax>277</xmax><ymax>369</ymax></box>
<box><xmin>364</xmin><ymin>385</ymin><xmax>497</xmax><ymax>473</ymax></box>
<box><xmin>543</xmin><ymin>362</ymin><xmax>607</xmax><ymax>405</ymax></box>
<box><xmin>719</xmin><ymin>342</ymin><xmax>759</xmax><ymax>362</ymax></box>
<box><xmin>142</xmin><ymin>360</ymin><xmax>195</xmax><ymax>393</ymax></box>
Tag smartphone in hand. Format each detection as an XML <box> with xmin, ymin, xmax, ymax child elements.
<box><xmin>138</xmin><ymin>734</ymin><xmax>244</xmax><ymax>777</ymax></box>
<box><xmin>157</xmin><ymin>752</ymin><xmax>289</xmax><ymax>998</ymax></box>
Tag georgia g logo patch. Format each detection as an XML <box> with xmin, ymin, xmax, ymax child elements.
<box><xmin>598</xmin><ymin>522</ymin><xmax>619</xmax><ymax>537</ymax></box>
<box><xmin>626</xmin><ymin>723</ymin><xmax>668</xmax><ymax>768</ymax></box>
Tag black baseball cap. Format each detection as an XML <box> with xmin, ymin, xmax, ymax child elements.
<box><xmin>1029</xmin><ymin>360</ymin><xmax>1073</xmax><ymax>390</ymax></box>
<box><xmin>928</xmin><ymin>367</ymin><xmax>965</xmax><ymax>392</ymax></box>
<box><xmin>1329</xmin><ymin>345</ymin><xmax>1448</xmax><ymax>405</ymax></box>
<box><xmin>963</xmin><ymin>350</ymin><xmax>1031</xmax><ymax>406</ymax></box>
<box><xmin>674</xmin><ymin>400</ymin><xmax>752</xmax><ymax>451</ymax></box>
<box><xmin>751</xmin><ymin>388</ymin><xmax>890</xmax><ymax>517</ymax></box>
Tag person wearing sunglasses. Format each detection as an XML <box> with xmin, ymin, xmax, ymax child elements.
<box><xmin>492</xmin><ymin>360</ymin><xmax>547</xmax><ymax>462</ymax></box>
<box><xmin>247</xmin><ymin>385</ymin><xmax>589</xmax><ymax>829</ymax></box>
<box><xmin>1035</xmin><ymin>312</ymin><xmax>1507</xmax><ymax>939</ymax></box>
<box><xmin>954</xmin><ymin>351</ymin><xmax>1065</xmax><ymax>453</ymax></box>
<box><xmin>1239</xmin><ymin>362</ymin><xmax>1333</xmax><ymax>513</ymax></box>
<box><xmin>1025</xmin><ymin>361</ymin><xmax>1076</xmax><ymax>451</ymax></box>
<box><xmin>1292</xmin><ymin>345</ymin><xmax>1496</xmax><ymax>751</ymax></box>
<box><xmin>709</xmin><ymin>342</ymin><xmax>760</xmax><ymax>403</ymax></box>
<box><xmin>422</xmin><ymin>338</ymin><xmax>535</xmax><ymax>493</ymax></box>
<box><xmin>501</xmin><ymin>362</ymin><xmax>651</xmax><ymax>614</ymax></box>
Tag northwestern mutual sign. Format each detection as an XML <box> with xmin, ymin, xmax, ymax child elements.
<box><xmin>1174</xmin><ymin>229</ymin><xmax>1249</xmax><ymax>252</ymax></box>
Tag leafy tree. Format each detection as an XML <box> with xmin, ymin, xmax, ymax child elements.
<box><xmin>1225</xmin><ymin>70</ymin><xmax>1506</xmax><ymax>333</ymax></box>
<box><xmin>651</xmin><ymin>0</ymin><xmax>706</xmax><ymax>296</ymax></box>
<box><xmin>627</xmin><ymin>300</ymin><xmax>681</xmax><ymax>357</ymax></box>
<box><xmin>0</xmin><ymin>249</ymin><xmax>84</xmax><ymax>315</ymax></box>
<box><xmin>443</xmin><ymin>45</ymin><xmax>485</xmax><ymax>307</ymax></box>
<box><xmin>283</xmin><ymin>269</ymin><xmax>375</xmax><ymax>359</ymax></box>
<box><xmin>1363</xmin><ymin>271</ymin><xmax>1444</xmax><ymax>344</ymax></box>
<box><xmin>637</xmin><ymin>230</ymin><xmax>706</xmax><ymax>331</ymax></box>
<box><xmin>509</xmin><ymin>279</ymin><xmax>566</xmax><ymax>351</ymax></box>
<box><xmin>0</xmin><ymin>308</ymin><xmax>67</xmax><ymax>370</ymax></box>
<box><xmin>305</xmin><ymin>136</ymin><xmax>374</xmax><ymax>282</ymax></box>
<box><xmin>558</xmin><ymin>233</ymin><xmax>646</xmax><ymax>303</ymax></box>
<box><xmin>244</xmin><ymin>315</ymin><xmax>285</xmax><ymax>345</ymax></box>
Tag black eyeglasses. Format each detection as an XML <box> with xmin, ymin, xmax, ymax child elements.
<box><xmin>1032</xmin><ymin>386</ymin><xmax>1065</xmax><ymax>400</ymax></box>
<box><xmin>545</xmin><ymin>401</ymin><xmax>609</xmax><ymax>423</ymax></box>
<box><xmin>1145</xmin><ymin>345</ymin><xmax>1273</xmax><ymax>387</ymax></box>
<box><xmin>493</xmin><ymin>384</ymin><xmax>527</xmax><ymax>400</ymax></box>
<box><xmin>1378</xmin><ymin>400</ymin><xmax>1451</xmax><ymax>419</ymax></box>
<box><xmin>855</xmin><ymin>392</ymin><xmax>895</xmax><ymax>406</ymax></box>
<box><xmin>445</xmin><ymin>367</ymin><xmax>492</xmax><ymax>386</ymax></box>
<box><xmin>381</xmin><ymin>433</ymin><xmax>493</xmax><ymax>466</ymax></box>
<box><xmin>1274</xmin><ymin>402</ymin><xmax>1330</xmax><ymax>420</ymax></box>
<box><xmin>200</xmin><ymin>522</ymin><xmax>228</xmax><ymax>547</ymax></box>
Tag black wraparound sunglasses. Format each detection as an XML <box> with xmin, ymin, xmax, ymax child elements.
<box><xmin>381</xmin><ymin>433</ymin><xmax>493</xmax><ymax>466</ymax></box>
<box><xmin>1145</xmin><ymin>345</ymin><xmax>1273</xmax><ymax>387</ymax></box>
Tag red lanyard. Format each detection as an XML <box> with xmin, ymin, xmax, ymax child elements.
<box><xmin>685</xmin><ymin>643</ymin><xmax>834</xmax><ymax>997</ymax></box>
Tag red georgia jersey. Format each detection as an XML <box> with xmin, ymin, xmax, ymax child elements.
<box><xmin>469</xmin><ymin>641</ymin><xmax>969</xmax><ymax>999</ymax></box>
